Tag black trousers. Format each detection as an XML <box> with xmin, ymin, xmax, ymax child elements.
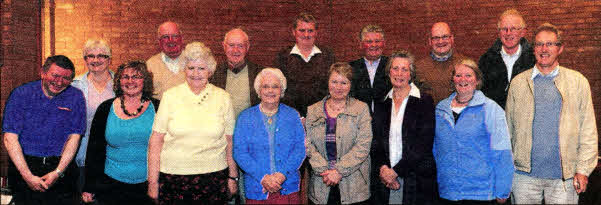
<box><xmin>87</xmin><ymin>174</ymin><xmax>152</xmax><ymax>205</ymax></box>
<box><xmin>9</xmin><ymin>155</ymin><xmax>78</xmax><ymax>205</ymax></box>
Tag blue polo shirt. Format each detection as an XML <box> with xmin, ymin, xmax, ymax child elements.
<box><xmin>2</xmin><ymin>80</ymin><xmax>86</xmax><ymax>157</ymax></box>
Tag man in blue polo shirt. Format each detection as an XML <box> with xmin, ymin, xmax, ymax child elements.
<box><xmin>3</xmin><ymin>55</ymin><xmax>86</xmax><ymax>204</ymax></box>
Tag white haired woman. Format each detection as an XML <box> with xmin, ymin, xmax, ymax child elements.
<box><xmin>233</xmin><ymin>68</ymin><xmax>305</xmax><ymax>204</ymax></box>
<box><xmin>147</xmin><ymin>42</ymin><xmax>238</xmax><ymax>204</ymax></box>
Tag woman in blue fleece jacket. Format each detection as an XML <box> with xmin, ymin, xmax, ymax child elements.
<box><xmin>433</xmin><ymin>59</ymin><xmax>514</xmax><ymax>204</ymax></box>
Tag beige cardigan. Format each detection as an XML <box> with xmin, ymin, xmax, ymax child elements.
<box><xmin>146</xmin><ymin>53</ymin><xmax>186</xmax><ymax>100</ymax></box>
<box><xmin>506</xmin><ymin>66</ymin><xmax>598</xmax><ymax>179</ymax></box>
<box><xmin>305</xmin><ymin>96</ymin><xmax>372</xmax><ymax>204</ymax></box>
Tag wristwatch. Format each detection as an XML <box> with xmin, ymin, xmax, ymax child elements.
<box><xmin>228</xmin><ymin>176</ymin><xmax>239</xmax><ymax>182</ymax></box>
<box><xmin>55</xmin><ymin>168</ymin><xmax>64</xmax><ymax>178</ymax></box>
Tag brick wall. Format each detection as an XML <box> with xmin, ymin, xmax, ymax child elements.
<box><xmin>1</xmin><ymin>0</ymin><xmax>600</xmax><ymax>177</ymax></box>
<box><xmin>1</xmin><ymin>0</ymin><xmax>43</xmax><ymax>178</ymax></box>
<box><xmin>50</xmin><ymin>0</ymin><xmax>601</xmax><ymax>141</ymax></box>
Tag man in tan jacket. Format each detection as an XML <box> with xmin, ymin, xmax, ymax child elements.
<box><xmin>506</xmin><ymin>23</ymin><xmax>598</xmax><ymax>204</ymax></box>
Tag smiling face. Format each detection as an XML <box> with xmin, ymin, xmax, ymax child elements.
<box><xmin>389</xmin><ymin>57</ymin><xmax>412</xmax><ymax>89</ymax></box>
<box><xmin>40</xmin><ymin>63</ymin><xmax>74</xmax><ymax>97</ymax></box>
<box><xmin>361</xmin><ymin>32</ymin><xmax>385</xmax><ymax>61</ymax></box>
<box><xmin>259</xmin><ymin>73</ymin><xmax>282</xmax><ymax>106</ymax></box>
<box><xmin>119</xmin><ymin>68</ymin><xmax>144</xmax><ymax>97</ymax></box>
<box><xmin>498</xmin><ymin>14</ymin><xmax>526</xmax><ymax>52</ymax></box>
<box><xmin>328</xmin><ymin>71</ymin><xmax>351</xmax><ymax>101</ymax></box>
<box><xmin>293</xmin><ymin>21</ymin><xmax>317</xmax><ymax>48</ymax></box>
<box><xmin>158</xmin><ymin>22</ymin><xmax>183</xmax><ymax>59</ymax></box>
<box><xmin>223</xmin><ymin>30</ymin><xmax>249</xmax><ymax>68</ymax></box>
<box><xmin>84</xmin><ymin>48</ymin><xmax>110</xmax><ymax>73</ymax></box>
<box><xmin>453</xmin><ymin>64</ymin><xmax>479</xmax><ymax>96</ymax></box>
<box><xmin>429</xmin><ymin>22</ymin><xmax>454</xmax><ymax>56</ymax></box>
<box><xmin>534</xmin><ymin>31</ymin><xmax>563</xmax><ymax>71</ymax></box>
<box><xmin>185</xmin><ymin>60</ymin><xmax>210</xmax><ymax>92</ymax></box>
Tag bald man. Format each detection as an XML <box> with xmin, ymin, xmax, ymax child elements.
<box><xmin>211</xmin><ymin>28</ymin><xmax>263</xmax><ymax>119</ymax></box>
<box><xmin>146</xmin><ymin>21</ymin><xmax>185</xmax><ymax>99</ymax></box>
<box><xmin>415</xmin><ymin>22</ymin><xmax>467</xmax><ymax>104</ymax></box>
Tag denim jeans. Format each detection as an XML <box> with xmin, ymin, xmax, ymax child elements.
<box><xmin>511</xmin><ymin>173</ymin><xmax>578</xmax><ymax>204</ymax></box>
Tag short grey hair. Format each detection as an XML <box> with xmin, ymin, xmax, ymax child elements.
<box><xmin>497</xmin><ymin>9</ymin><xmax>526</xmax><ymax>29</ymax></box>
<box><xmin>82</xmin><ymin>39</ymin><xmax>111</xmax><ymax>58</ymax></box>
<box><xmin>359</xmin><ymin>24</ymin><xmax>384</xmax><ymax>41</ymax></box>
<box><xmin>534</xmin><ymin>23</ymin><xmax>562</xmax><ymax>45</ymax></box>
<box><xmin>181</xmin><ymin>42</ymin><xmax>217</xmax><ymax>75</ymax></box>
<box><xmin>386</xmin><ymin>49</ymin><xmax>416</xmax><ymax>83</ymax></box>
<box><xmin>254</xmin><ymin>68</ymin><xmax>287</xmax><ymax>98</ymax></box>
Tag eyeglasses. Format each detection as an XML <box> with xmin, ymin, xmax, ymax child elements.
<box><xmin>498</xmin><ymin>27</ymin><xmax>524</xmax><ymax>33</ymax></box>
<box><xmin>121</xmin><ymin>75</ymin><xmax>144</xmax><ymax>80</ymax></box>
<box><xmin>159</xmin><ymin>34</ymin><xmax>182</xmax><ymax>41</ymax></box>
<box><xmin>85</xmin><ymin>54</ymin><xmax>110</xmax><ymax>60</ymax></box>
<box><xmin>430</xmin><ymin>35</ymin><xmax>451</xmax><ymax>41</ymax></box>
<box><xmin>362</xmin><ymin>39</ymin><xmax>384</xmax><ymax>44</ymax></box>
<box><xmin>534</xmin><ymin>42</ymin><xmax>561</xmax><ymax>48</ymax></box>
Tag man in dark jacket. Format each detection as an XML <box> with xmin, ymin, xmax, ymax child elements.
<box><xmin>479</xmin><ymin>9</ymin><xmax>535</xmax><ymax>109</ymax></box>
<box><xmin>349</xmin><ymin>24</ymin><xmax>390</xmax><ymax>114</ymax></box>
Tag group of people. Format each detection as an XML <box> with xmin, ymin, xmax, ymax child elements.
<box><xmin>3</xmin><ymin>8</ymin><xmax>598</xmax><ymax>205</ymax></box>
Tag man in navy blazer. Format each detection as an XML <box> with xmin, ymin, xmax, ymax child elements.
<box><xmin>349</xmin><ymin>25</ymin><xmax>391</xmax><ymax>114</ymax></box>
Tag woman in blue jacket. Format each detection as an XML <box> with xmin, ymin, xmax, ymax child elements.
<box><xmin>233</xmin><ymin>68</ymin><xmax>306</xmax><ymax>204</ymax></box>
<box><xmin>433</xmin><ymin>59</ymin><xmax>514</xmax><ymax>204</ymax></box>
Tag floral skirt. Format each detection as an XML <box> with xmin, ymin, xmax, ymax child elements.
<box><xmin>159</xmin><ymin>169</ymin><xmax>228</xmax><ymax>204</ymax></box>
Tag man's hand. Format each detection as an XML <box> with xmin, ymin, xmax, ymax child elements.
<box><xmin>40</xmin><ymin>170</ymin><xmax>60</xmax><ymax>188</ymax></box>
<box><xmin>496</xmin><ymin>198</ymin><xmax>507</xmax><ymax>204</ymax></box>
<box><xmin>573</xmin><ymin>173</ymin><xmax>588</xmax><ymax>194</ymax></box>
<box><xmin>24</xmin><ymin>174</ymin><xmax>48</xmax><ymax>192</ymax></box>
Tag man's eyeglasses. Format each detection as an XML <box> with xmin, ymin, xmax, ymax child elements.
<box><xmin>498</xmin><ymin>27</ymin><xmax>524</xmax><ymax>33</ymax></box>
<box><xmin>430</xmin><ymin>35</ymin><xmax>451</xmax><ymax>41</ymax></box>
<box><xmin>534</xmin><ymin>42</ymin><xmax>561</xmax><ymax>48</ymax></box>
<box><xmin>85</xmin><ymin>54</ymin><xmax>110</xmax><ymax>60</ymax></box>
<box><xmin>159</xmin><ymin>34</ymin><xmax>182</xmax><ymax>41</ymax></box>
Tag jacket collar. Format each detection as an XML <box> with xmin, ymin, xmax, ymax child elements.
<box><xmin>436</xmin><ymin>90</ymin><xmax>486</xmax><ymax>114</ymax></box>
<box><xmin>384</xmin><ymin>83</ymin><xmax>421</xmax><ymax>100</ymax></box>
<box><xmin>311</xmin><ymin>96</ymin><xmax>360</xmax><ymax>124</ymax></box>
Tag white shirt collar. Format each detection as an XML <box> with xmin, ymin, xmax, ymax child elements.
<box><xmin>290</xmin><ymin>44</ymin><xmax>322</xmax><ymax>62</ymax></box>
<box><xmin>363</xmin><ymin>57</ymin><xmax>381</xmax><ymax>66</ymax></box>
<box><xmin>501</xmin><ymin>44</ymin><xmax>522</xmax><ymax>58</ymax></box>
<box><xmin>531</xmin><ymin>65</ymin><xmax>560</xmax><ymax>79</ymax></box>
<box><xmin>385</xmin><ymin>83</ymin><xmax>421</xmax><ymax>99</ymax></box>
<box><xmin>161</xmin><ymin>52</ymin><xmax>183</xmax><ymax>73</ymax></box>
